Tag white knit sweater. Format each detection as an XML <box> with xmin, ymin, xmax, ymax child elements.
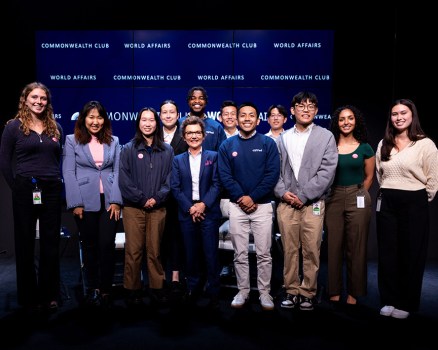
<box><xmin>376</xmin><ymin>137</ymin><xmax>438</xmax><ymax>202</ymax></box>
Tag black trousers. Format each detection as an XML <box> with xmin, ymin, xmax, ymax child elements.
<box><xmin>376</xmin><ymin>188</ymin><xmax>429</xmax><ymax>312</ymax></box>
<box><xmin>161</xmin><ymin>195</ymin><xmax>185</xmax><ymax>278</ymax></box>
<box><xmin>75</xmin><ymin>194</ymin><xmax>118</xmax><ymax>294</ymax></box>
<box><xmin>12</xmin><ymin>175</ymin><xmax>63</xmax><ymax>307</ymax></box>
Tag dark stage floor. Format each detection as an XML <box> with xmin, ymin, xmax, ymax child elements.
<box><xmin>1</xmin><ymin>250</ymin><xmax>437</xmax><ymax>349</ymax></box>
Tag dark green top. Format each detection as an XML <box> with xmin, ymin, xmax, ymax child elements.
<box><xmin>333</xmin><ymin>143</ymin><xmax>374</xmax><ymax>186</ymax></box>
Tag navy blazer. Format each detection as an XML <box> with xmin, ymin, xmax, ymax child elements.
<box><xmin>171</xmin><ymin>149</ymin><xmax>221</xmax><ymax>220</ymax></box>
<box><xmin>63</xmin><ymin>134</ymin><xmax>123</xmax><ymax>211</ymax></box>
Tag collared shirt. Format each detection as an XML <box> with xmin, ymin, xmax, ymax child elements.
<box><xmin>265</xmin><ymin>129</ymin><xmax>284</xmax><ymax>140</ymax></box>
<box><xmin>163</xmin><ymin>126</ymin><xmax>176</xmax><ymax>144</ymax></box>
<box><xmin>284</xmin><ymin>123</ymin><xmax>314</xmax><ymax>178</ymax></box>
<box><xmin>225</xmin><ymin>129</ymin><xmax>239</xmax><ymax>138</ymax></box>
<box><xmin>188</xmin><ymin>148</ymin><xmax>202</xmax><ymax>201</ymax></box>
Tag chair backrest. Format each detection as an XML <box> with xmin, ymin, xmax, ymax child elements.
<box><xmin>115</xmin><ymin>232</ymin><xmax>126</xmax><ymax>249</ymax></box>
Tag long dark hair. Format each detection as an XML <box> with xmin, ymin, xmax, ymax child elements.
<box><xmin>74</xmin><ymin>100</ymin><xmax>113</xmax><ymax>145</ymax></box>
<box><xmin>133</xmin><ymin>107</ymin><xmax>165</xmax><ymax>150</ymax></box>
<box><xmin>380</xmin><ymin>98</ymin><xmax>426</xmax><ymax>161</ymax></box>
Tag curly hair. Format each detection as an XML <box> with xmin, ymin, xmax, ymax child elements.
<box><xmin>330</xmin><ymin>105</ymin><xmax>368</xmax><ymax>144</ymax></box>
<box><xmin>10</xmin><ymin>81</ymin><xmax>60</xmax><ymax>139</ymax></box>
<box><xmin>187</xmin><ymin>86</ymin><xmax>208</xmax><ymax>104</ymax></box>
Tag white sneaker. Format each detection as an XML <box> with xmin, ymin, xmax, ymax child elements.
<box><xmin>259</xmin><ymin>293</ymin><xmax>274</xmax><ymax>311</ymax></box>
<box><xmin>391</xmin><ymin>308</ymin><xmax>410</xmax><ymax>319</ymax></box>
<box><xmin>231</xmin><ymin>292</ymin><xmax>248</xmax><ymax>308</ymax></box>
<box><xmin>380</xmin><ymin>305</ymin><xmax>395</xmax><ymax>316</ymax></box>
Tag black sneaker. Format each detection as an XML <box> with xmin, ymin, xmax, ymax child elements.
<box><xmin>168</xmin><ymin>281</ymin><xmax>185</xmax><ymax>303</ymax></box>
<box><xmin>220</xmin><ymin>265</ymin><xmax>233</xmax><ymax>277</ymax></box>
<box><xmin>281</xmin><ymin>293</ymin><xmax>299</xmax><ymax>309</ymax></box>
<box><xmin>150</xmin><ymin>288</ymin><xmax>169</xmax><ymax>305</ymax></box>
<box><xmin>185</xmin><ymin>289</ymin><xmax>201</xmax><ymax>305</ymax></box>
<box><xmin>125</xmin><ymin>289</ymin><xmax>144</xmax><ymax>307</ymax></box>
<box><xmin>86</xmin><ymin>289</ymin><xmax>102</xmax><ymax>307</ymax></box>
<box><xmin>299</xmin><ymin>296</ymin><xmax>314</xmax><ymax>311</ymax></box>
<box><xmin>171</xmin><ymin>281</ymin><xmax>185</xmax><ymax>296</ymax></box>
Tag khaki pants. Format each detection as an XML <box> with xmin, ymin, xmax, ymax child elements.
<box><xmin>122</xmin><ymin>206</ymin><xmax>166</xmax><ymax>290</ymax></box>
<box><xmin>325</xmin><ymin>185</ymin><xmax>371</xmax><ymax>297</ymax></box>
<box><xmin>277</xmin><ymin>201</ymin><xmax>324</xmax><ymax>299</ymax></box>
<box><xmin>229</xmin><ymin>202</ymin><xmax>273</xmax><ymax>295</ymax></box>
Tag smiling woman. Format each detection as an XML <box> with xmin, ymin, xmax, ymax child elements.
<box><xmin>182</xmin><ymin>117</ymin><xmax>205</xmax><ymax>154</ymax></box>
<box><xmin>0</xmin><ymin>81</ymin><xmax>64</xmax><ymax>313</ymax></box>
<box><xmin>62</xmin><ymin>100</ymin><xmax>122</xmax><ymax>308</ymax></box>
<box><xmin>119</xmin><ymin>106</ymin><xmax>174</xmax><ymax>306</ymax></box>
<box><xmin>170</xmin><ymin>115</ymin><xmax>222</xmax><ymax>308</ymax></box>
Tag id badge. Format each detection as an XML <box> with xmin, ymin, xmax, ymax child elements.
<box><xmin>376</xmin><ymin>197</ymin><xmax>382</xmax><ymax>212</ymax></box>
<box><xmin>33</xmin><ymin>189</ymin><xmax>42</xmax><ymax>205</ymax></box>
<box><xmin>312</xmin><ymin>202</ymin><xmax>321</xmax><ymax>216</ymax></box>
<box><xmin>357</xmin><ymin>195</ymin><xmax>365</xmax><ymax>208</ymax></box>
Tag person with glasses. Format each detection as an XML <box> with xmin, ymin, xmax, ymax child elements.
<box><xmin>180</xmin><ymin>86</ymin><xmax>227</xmax><ymax>151</ymax></box>
<box><xmin>171</xmin><ymin>116</ymin><xmax>222</xmax><ymax>309</ymax></box>
<box><xmin>265</xmin><ymin>104</ymin><xmax>289</xmax><ymax>140</ymax></box>
<box><xmin>218</xmin><ymin>102</ymin><xmax>280</xmax><ymax>311</ymax></box>
<box><xmin>217</xmin><ymin>100</ymin><xmax>239</xmax><ymax>138</ymax></box>
<box><xmin>274</xmin><ymin>91</ymin><xmax>338</xmax><ymax>311</ymax></box>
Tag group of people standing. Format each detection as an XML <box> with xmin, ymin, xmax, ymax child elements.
<box><xmin>0</xmin><ymin>82</ymin><xmax>437</xmax><ymax>320</ymax></box>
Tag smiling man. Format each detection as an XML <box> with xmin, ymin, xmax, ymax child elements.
<box><xmin>274</xmin><ymin>91</ymin><xmax>338</xmax><ymax>312</ymax></box>
<box><xmin>218</xmin><ymin>102</ymin><xmax>280</xmax><ymax>311</ymax></box>
<box><xmin>180</xmin><ymin>86</ymin><xmax>226</xmax><ymax>151</ymax></box>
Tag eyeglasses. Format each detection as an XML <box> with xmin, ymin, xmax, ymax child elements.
<box><xmin>294</xmin><ymin>104</ymin><xmax>316</xmax><ymax>112</ymax></box>
<box><xmin>185</xmin><ymin>131</ymin><xmax>203</xmax><ymax>137</ymax></box>
<box><xmin>269</xmin><ymin>114</ymin><xmax>285</xmax><ymax>119</ymax></box>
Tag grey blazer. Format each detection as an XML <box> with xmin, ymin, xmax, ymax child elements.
<box><xmin>274</xmin><ymin>124</ymin><xmax>338</xmax><ymax>204</ymax></box>
<box><xmin>63</xmin><ymin>134</ymin><xmax>123</xmax><ymax>211</ymax></box>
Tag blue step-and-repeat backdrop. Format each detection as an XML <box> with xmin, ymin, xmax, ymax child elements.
<box><xmin>36</xmin><ymin>30</ymin><xmax>334</xmax><ymax>145</ymax></box>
